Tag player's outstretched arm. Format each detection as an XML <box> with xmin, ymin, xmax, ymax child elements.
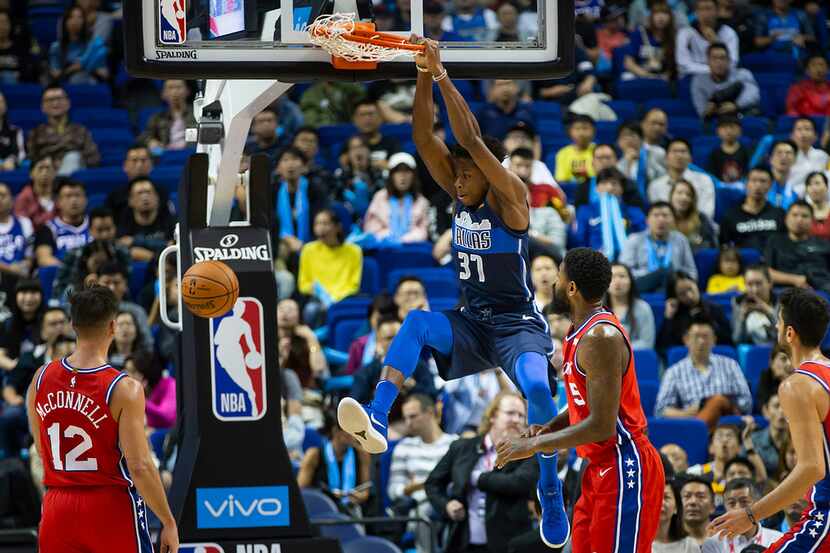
<box><xmin>112</xmin><ymin>377</ymin><xmax>180</xmax><ymax>553</ymax></box>
<box><xmin>417</xmin><ymin>39</ymin><xmax>528</xmax><ymax>225</ymax></box>
<box><xmin>710</xmin><ymin>374</ymin><xmax>827</xmax><ymax>539</ymax></box>
<box><xmin>412</xmin><ymin>50</ymin><xmax>456</xmax><ymax>197</ymax></box>
<box><xmin>495</xmin><ymin>326</ymin><xmax>623</xmax><ymax>468</ymax></box>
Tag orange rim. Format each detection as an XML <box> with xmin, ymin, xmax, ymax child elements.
<box><xmin>310</xmin><ymin>20</ymin><xmax>425</xmax><ymax>53</ymax></box>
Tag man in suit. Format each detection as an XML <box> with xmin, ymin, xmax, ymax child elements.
<box><xmin>425</xmin><ymin>392</ymin><xmax>539</xmax><ymax>553</ymax></box>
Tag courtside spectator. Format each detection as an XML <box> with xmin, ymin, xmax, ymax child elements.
<box><xmin>675</xmin><ymin>0</ymin><xmax>738</xmax><ymax>78</ymax></box>
<box><xmin>719</xmin><ymin>167</ymin><xmax>785</xmax><ymax>250</ymax></box>
<box><xmin>0</xmin><ymin>278</ymin><xmax>43</xmax><ymax>371</ymax></box>
<box><xmin>753</xmin><ymin>0</ymin><xmax>815</xmax><ymax>58</ymax></box>
<box><xmin>27</xmin><ymin>85</ymin><xmax>100</xmax><ymax>175</ymax></box>
<box><xmin>786</xmin><ymin>54</ymin><xmax>830</xmax><ymax>117</ymax></box>
<box><xmin>680</xmin><ymin>476</ymin><xmax>717</xmax><ymax>545</ymax></box>
<box><xmin>0</xmin><ymin>182</ymin><xmax>32</xmax><ymax>278</ymax></box>
<box><xmin>479</xmin><ymin>80</ymin><xmax>533</xmax><ymax>140</ymax></box>
<box><xmin>691</xmin><ymin>43</ymin><xmax>759</xmax><ymax>120</ymax></box>
<box><xmin>658</xmin><ymin>271</ymin><xmax>732</xmax><ymax>350</ymax></box>
<box><xmin>388</xmin><ymin>394</ymin><xmax>457</xmax><ymax>553</ymax></box>
<box><xmin>653</xmin><ymin>483</ymin><xmax>699</xmax><ymax>553</ymax></box>
<box><xmin>671</xmin><ymin>180</ymin><xmax>718</xmax><ymax>251</ymax></box>
<box><xmin>53</xmin><ymin>206</ymin><xmax>129</xmax><ymax>302</ymax></box>
<box><xmin>805</xmin><ymin>172</ymin><xmax>830</xmax><ymax>240</ymax></box>
<box><xmin>701</xmin><ymin>479</ymin><xmax>782</xmax><ymax>552</ymax></box>
<box><xmin>619</xmin><ymin>202</ymin><xmax>698</xmax><ymax>293</ymax></box>
<box><xmin>707</xmin><ymin>116</ymin><xmax>749</xmax><ymax>184</ymax></box>
<box><xmin>789</xmin><ymin>118</ymin><xmax>829</xmax><ymax>190</ymax></box>
<box><xmin>48</xmin><ymin>5</ymin><xmax>108</xmax><ymax>84</ymax></box>
<box><xmin>731</xmin><ymin>264</ymin><xmax>778</xmax><ymax>345</ymax></box>
<box><xmin>555</xmin><ymin>114</ymin><xmax>596</xmax><ymax>183</ymax></box>
<box><xmin>352</xmin><ymin>99</ymin><xmax>401</xmax><ymax>170</ymax></box>
<box><xmin>622</xmin><ymin>2</ymin><xmax>677</xmax><ymax>81</ymax></box>
<box><xmin>363</xmin><ymin>152</ymin><xmax>429</xmax><ymax>244</ymax></box>
<box><xmin>107</xmin><ymin>310</ymin><xmax>147</xmax><ymax>369</ymax></box>
<box><xmin>425</xmin><ymin>392</ymin><xmax>538</xmax><ymax>553</ymax></box>
<box><xmin>648</xmin><ymin>138</ymin><xmax>716</xmax><ymax>219</ymax></box>
<box><xmin>0</xmin><ymin>92</ymin><xmax>24</xmax><ymax>169</ymax></box>
<box><xmin>531</xmin><ymin>255</ymin><xmax>557</xmax><ymax>311</ymax></box>
<box><xmin>765</xmin><ymin>200</ymin><xmax>830</xmax><ymax>293</ymax></box>
<box><xmin>706</xmin><ymin>247</ymin><xmax>745</xmax><ymax>295</ymax></box>
<box><xmin>656</xmin><ymin>319</ymin><xmax>751</xmax><ymax>427</ymax></box>
<box><xmin>138</xmin><ymin>79</ymin><xmax>195</xmax><ymax>152</ymax></box>
<box><xmin>34</xmin><ymin>178</ymin><xmax>90</xmax><ymax>267</ymax></box>
<box><xmin>117</xmin><ymin>177</ymin><xmax>175</xmax><ymax>262</ymax></box>
<box><xmin>605</xmin><ymin>262</ymin><xmax>656</xmax><ymax>349</ymax></box>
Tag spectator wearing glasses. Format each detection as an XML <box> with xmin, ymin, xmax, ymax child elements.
<box><xmin>700</xmin><ymin>478</ymin><xmax>782</xmax><ymax>552</ymax></box>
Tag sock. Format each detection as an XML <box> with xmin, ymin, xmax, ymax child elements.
<box><xmin>515</xmin><ymin>351</ymin><xmax>559</xmax><ymax>492</ymax></box>
<box><xmin>537</xmin><ymin>452</ymin><xmax>559</xmax><ymax>491</ymax></box>
<box><xmin>370</xmin><ymin>380</ymin><xmax>400</xmax><ymax>415</ymax></box>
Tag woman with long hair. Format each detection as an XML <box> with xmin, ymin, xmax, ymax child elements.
<box><xmin>48</xmin><ymin>5</ymin><xmax>108</xmax><ymax>84</ymax></box>
<box><xmin>108</xmin><ymin>311</ymin><xmax>146</xmax><ymax>369</ymax></box>
<box><xmin>624</xmin><ymin>2</ymin><xmax>677</xmax><ymax>81</ymax></box>
<box><xmin>363</xmin><ymin>153</ymin><xmax>430</xmax><ymax>244</ymax></box>
<box><xmin>805</xmin><ymin>172</ymin><xmax>830</xmax><ymax>240</ymax></box>
<box><xmin>670</xmin><ymin>179</ymin><xmax>718</xmax><ymax>251</ymax></box>
<box><xmin>755</xmin><ymin>344</ymin><xmax>793</xmax><ymax>412</ymax></box>
<box><xmin>124</xmin><ymin>351</ymin><xmax>176</xmax><ymax>430</ymax></box>
<box><xmin>653</xmin><ymin>483</ymin><xmax>699</xmax><ymax>553</ymax></box>
<box><xmin>0</xmin><ymin>91</ymin><xmax>23</xmax><ymax>170</ymax></box>
<box><xmin>0</xmin><ymin>10</ymin><xmax>34</xmax><ymax>84</ymax></box>
<box><xmin>13</xmin><ymin>155</ymin><xmax>56</xmax><ymax>229</ymax></box>
<box><xmin>0</xmin><ymin>279</ymin><xmax>44</xmax><ymax>371</ymax></box>
<box><xmin>605</xmin><ymin>262</ymin><xmax>656</xmax><ymax>349</ymax></box>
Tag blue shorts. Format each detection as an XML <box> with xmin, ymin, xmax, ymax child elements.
<box><xmin>430</xmin><ymin>305</ymin><xmax>555</xmax><ymax>387</ymax></box>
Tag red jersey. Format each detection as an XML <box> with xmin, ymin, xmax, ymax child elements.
<box><xmin>34</xmin><ymin>358</ymin><xmax>131</xmax><ymax>488</ymax></box>
<box><xmin>562</xmin><ymin>309</ymin><xmax>648</xmax><ymax>461</ymax></box>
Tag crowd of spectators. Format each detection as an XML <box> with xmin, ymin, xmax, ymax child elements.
<box><xmin>0</xmin><ymin>0</ymin><xmax>829</xmax><ymax>551</ymax></box>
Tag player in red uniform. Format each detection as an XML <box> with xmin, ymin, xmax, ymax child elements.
<box><xmin>711</xmin><ymin>288</ymin><xmax>830</xmax><ymax>552</ymax></box>
<box><xmin>495</xmin><ymin>247</ymin><xmax>665</xmax><ymax>553</ymax></box>
<box><xmin>26</xmin><ymin>286</ymin><xmax>179</xmax><ymax>553</ymax></box>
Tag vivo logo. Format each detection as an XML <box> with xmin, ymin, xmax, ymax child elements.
<box><xmin>220</xmin><ymin>234</ymin><xmax>240</xmax><ymax>247</ymax></box>
<box><xmin>196</xmin><ymin>486</ymin><xmax>289</xmax><ymax>528</ymax></box>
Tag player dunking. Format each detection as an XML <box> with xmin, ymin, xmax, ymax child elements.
<box><xmin>336</xmin><ymin>38</ymin><xmax>570</xmax><ymax>547</ymax></box>
<box><xmin>710</xmin><ymin>288</ymin><xmax>830</xmax><ymax>552</ymax></box>
<box><xmin>27</xmin><ymin>286</ymin><xmax>179</xmax><ymax>553</ymax></box>
<box><xmin>495</xmin><ymin>248</ymin><xmax>665</xmax><ymax>553</ymax></box>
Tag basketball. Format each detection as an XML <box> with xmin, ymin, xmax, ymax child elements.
<box><xmin>181</xmin><ymin>260</ymin><xmax>239</xmax><ymax>318</ymax></box>
<box><xmin>245</xmin><ymin>351</ymin><xmax>263</xmax><ymax>368</ymax></box>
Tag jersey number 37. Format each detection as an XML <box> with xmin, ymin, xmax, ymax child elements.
<box><xmin>458</xmin><ymin>252</ymin><xmax>485</xmax><ymax>283</ymax></box>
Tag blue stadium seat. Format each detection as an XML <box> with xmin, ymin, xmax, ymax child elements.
<box><xmin>312</xmin><ymin>512</ymin><xmax>365</xmax><ymax>543</ymax></box>
<box><xmin>28</xmin><ymin>6</ymin><xmax>63</xmax><ymax>52</ymax></box>
<box><xmin>38</xmin><ymin>265</ymin><xmax>58</xmax><ymax>301</ymax></box>
<box><xmin>72</xmin><ymin>168</ymin><xmax>128</xmax><ymax>195</ymax></box>
<box><xmin>714</xmin><ymin>186</ymin><xmax>745</xmax><ymax>223</ymax></box>
<box><xmin>741</xmin><ymin>53</ymin><xmax>795</xmax><ymax>75</ymax></box>
<box><xmin>644</xmin><ymin>99</ymin><xmax>698</xmax><ymax>117</ymax></box>
<box><xmin>379</xmin><ymin>439</ymin><xmax>400</xmax><ymax>509</ymax></box>
<box><xmin>703</xmin><ymin>293</ymin><xmax>737</xmax><ymax>321</ymax></box>
<box><xmin>149</xmin><ymin>428</ymin><xmax>168</xmax><ymax>459</ymax></box>
<box><xmin>360</xmin><ymin>257</ymin><xmax>380</xmax><ymax>295</ymax></box>
<box><xmin>387</xmin><ymin>268</ymin><xmax>458</xmax><ymax>300</ymax></box>
<box><xmin>66</xmin><ymin>84</ymin><xmax>113</xmax><ymax>109</ymax></box>
<box><xmin>669</xmin><ymin>117</ymin><xmax>703</xmax><ymax>139</ymax></box>
<box><xmin>616</xmin><ymin>79</ymin><xmax>672</xmax><ymax>102</ymax></box>
<box><xmin>648</xmin><ymin>418</ymin><xmax>710</xmax><ymax>465</ymax></box>
<box><xmin>737</xmin><ymin>344</ymin><xmax>772</xmax><ymax>395</ymax></box>
<box><xmin>774</xmin><ymin>115</ymin><xmax>824</xmax><ymax>135</ymax></box>
<box><xmin>342</xmin><ymin>536</ymin><xmax>402</xmax><ymax>553</ymax></box>
<box><xmin>88</xmin><ymin>193</ymin><xmax>106</xmax><ymax>208</ymax></box>
<box><xmin>322</xmin><ymin>375</ymin><xmax>354</xmax><ymax>393</ymax></box>
<box><xmin>327</xmin><ymin>297</ymin><xmax>371</xmax><ymax>338</ymax></box>
<box><xmin>372</xmin><ymin>242</ymin><xmax>435</xmax><ymax>282</ymax></box>
<box><xmin>138</xmin><ymin>106</ymin><xmax>165</xmax><ymax>132</ymax></box>
<box><xmin>149</xmin><ymin>167</ymin><xmax>182</xmax><ymax>193</ymax></box>
<box><xmin>739</xmin><ymin>116</ymin><xmax>771</xmax><ymax>140</ymax></box>
<box><xmin>1</xmin><ymin>84</ymin><xmax>44</xmax><ymax>110</ymax></box>
<box><xmin>301</xmin><ymin>488</ymin><xmax>339</xmax><ymax>517</ymax></box>
<box><xmin>333</xmin><ymin>318</ymin><xmax>364</xmax><ymax>351</ymax></box>
<box><xmin>72</xmin><ymin>108</ymin><xmax>131</xmax><ymax>129</ymax></box>
<box><xmin>642</xmin><ymin>293</ymin><xmax>666</xmax><ymax>330</ymax></box>
<box><xmin>606</xmin><ymin>100</ymin><xmax>639</xmax><ymax>122</ymax></box>
<box><xmin>379</xmin><ymin>123</ymin><xmax>412</xmax><ymax>143</ymax></box>
<box><xmin>318</xmin><ymin>124</ymin><xmax>358</xmax><ymax>147</ymax></box>
<box><xmin>595</xmin><ymin>121</ymin><xmax>620</xmax><ymax>145</ymax></box>
<box><xmin>158</xmin><ymin>149</ymin><xmax>196</xmax><ymax>166</ymax></box>
<box><xmin>90</xmin><ymin>129</ymin><xmax>135</xmax><ymax>154</ymax></box>
<box><xmin>634</xmin><ymin>349</ymin><xmax>660</xmax><ymax>383</ymax></box>
<box><xmin>536</xmin><ymin>119</ymin><xmax>564</xmax><ymax>137</ymax></box>
<box><xmin>692</xmin><ymin>136</ymin><xmax>721</xmax><ymax>167</ymax></box>
<box><xmin>0</xmin><ymin>170</ymin><xmax>32</xmax><ymax>194</ymax></box>
<box><xmin>666</xmin><ymin>345</ymin><xmax>738</xmax><ymax>368</ymax></box>
<box><xmin>639</xmin><ymin>380</ymin><xmax>659</xmax><ymax>418</ymax></box>
<box><xmin>759</xmin><ymin>82</ymin><xmax>789</xmax><ymax>118</ymax></box>
<box><xmin>8</xmin><ymin>108</ymin><xmax>45</xmax><ymax>130</ymax></box>
<box><xmin>129</xmin><ymin>261</ymin><xmax>149</xmax><ymax>301</ymax></box>
<box><xmin>530</xmin><ymin>101</ymin><xmax>562</xmax><ymax>121</ymax></box>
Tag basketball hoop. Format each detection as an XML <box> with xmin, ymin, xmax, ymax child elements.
<box><xmin>307</xmin><ymin>12</ymin><xmax>425</xmax><ymax>70</ymax></box>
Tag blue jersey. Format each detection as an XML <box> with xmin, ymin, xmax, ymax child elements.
<box><xmin>451</xmin><ymin>201</ymin><xmax>535</xmax><ymax>312</ymax></box>
<box><xmin>0</xmin><ymin>215</ymin><xmax>33</xmax><ymax>264</ymax></box>
<box><xmin>44</xmin><ymin>216</ymin><xmax>91</xmax><ymax>260</ymax></box>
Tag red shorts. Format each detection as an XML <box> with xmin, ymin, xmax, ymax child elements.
<box><xmin>767</xmin><ymin>502</ymin><xmax>830</xmax><ymax>552</ymax></box>
<box><xmin>39</xmin><ymin>486</ymin><xmax>154</xmax><ymax>553</ymax></box>
<box><xmin>572</xmin><ymin>436</ymin><xmax>665</xmax><ymax>553</ymax></box>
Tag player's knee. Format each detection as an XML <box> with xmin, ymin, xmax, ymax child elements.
<box><xmin>401</xmin><ymin>309</ymin><xmax>432</xmax><ymax>342</ymax></box>
<box><xmin>515</xmin><ymin>353</ymin><xmax>552</xmax><ymax>402</ymax></box>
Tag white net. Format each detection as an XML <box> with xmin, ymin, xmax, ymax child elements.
<box><xmin>306</xmin><ymin>13</ymin><xmax>418</xmax><ymax>63</ymax></box>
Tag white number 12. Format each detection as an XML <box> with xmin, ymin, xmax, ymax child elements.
<box><xmin>47</xmin><ymin>422</ymin><xmax>98</xmax><ymax>471</ymax></box>
<box><xmin>458</xmin><ymin>252</ymin><xmax>485</xmax><ymax>282</ymax></box>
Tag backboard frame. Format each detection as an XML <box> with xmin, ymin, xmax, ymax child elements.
<box><xmin>123</xmin><ymin>0</ymin><xmax>574</xmax><ymax>81</ymax></box>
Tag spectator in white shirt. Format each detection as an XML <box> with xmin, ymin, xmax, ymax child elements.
<box><xmin>649</xmin><ymin>138</ymin><xmax>716</xmax><ymax>219</ymax></box>
<box><xmin>388</xmin><ymin>394</ymin><xmax>458</xmax><ymax>553</ymax></box>
<box><xmin>675</xmin><ymin>0</ymin><xmax>739</xmax><ymax>78</ymax></box>
<box><xmin>789</xmin><ymin>117</ymin><xmax>830</xmax><ymax>195</ymax></box>
<box><xmin>701</xmin><ymin>478</ymin><xmax>782</xmax><ymax>553</ymax></box>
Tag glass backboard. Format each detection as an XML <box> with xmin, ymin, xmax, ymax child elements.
<box><xmin>124</xmin><ymin>0</ymin><xmax>574</xmax><ymax>80</ymax></box>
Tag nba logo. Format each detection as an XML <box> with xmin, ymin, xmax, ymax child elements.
<box><xmin>159</xmin><ymin>0</ymin><xmax>186</xmax><ymax>44</ymax></box>
<box><xmin>180</xmin><ymin>545</ymin><xmax>224</xmax><ymax>553</ymax></box>
<box><xmin>210</xmin><ymin>297</ymin><xmax>267</xmax><ymax>421</ymax></box>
